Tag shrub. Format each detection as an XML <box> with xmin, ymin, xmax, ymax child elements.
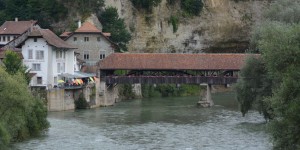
<box><xmin>181</xmin><ymin>0</ymin><xmax>203</xmax><ymax>16</ymax></box>
<box><xmin>169</xmin><ymin>15</ymin><xmax>179</xmax><ymax>33</ymax></box>
<box><xmin>131</xmin><ymin>0</ymin><xmax>162</xmax><ymax>12</ymax></box>
<box><xmin>75</xmin><ymin>93</ymin><xmax>89</xmax><ymax>109</ymax></box>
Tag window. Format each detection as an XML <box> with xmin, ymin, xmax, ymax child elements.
<box><xmin>34</xmin><ymin>37</ymin><xmax>37</xmax><ymax>42</ymax></box>
<box><xmin>97</xmin><ymin>37</ymin><xmax>101</xmax><ymax>41</ymax></box>
<box><xmin>62</xmin><ymin>63</ymin><xmax>65</xmax><ymax>73</ymax></box>
<box><xmin>84</xmin><ymin>37</ymin><xmax>89</xmax><ymax>42</ymax></box>
<box><xmin>28</xmin><ymin>49</ymin><xmax>33</xmax><ymax>59</ymax></box>
<box><xmin>0</xmin><ymin>36</ymin><xmax>1</xmax><ymax>42</ymax></box>
<box><xmin>100</xmin><ymin>51</ymin><xmax>105</xmax><ymax>60</ymax></box>
<box><xmin>32</xmin><ymin>64</ymin><xmax>41</xmax><ymax>71</ymax></box>
<box><xmin>74</xmin><ymin>37</ymin><xmax>77</xmax><ymax>41</ymax></box>
<box><xmin>57</xmin><ymin>63</ymin><xmax>65</xmax><ymax>73</ymax></box>
<box><xmin>37</xmin><ymin>77</ymin><xmax>42</xmax><ymax>84</ymax></box>
<box><xmin>36</xmin><ymin>50</ymin><xmax>44</xmax><ymax>60</ymax></box>
<box><xmin>56</xmin><ymin>50</ymin><xmax>64</xmax><ymax>59</ymax></box>
<box><xmin>3</xmin><ymin>36</ymin><xmax>5</xmax><ymax>41</ymax></box>
<box><xmin>57</xmin><ymin>63</ymin><xmax>61</xmax><ymax>73</ymax></box>
<box><xmin>7</xmin><ymin>36</ymin><xmax>10</xmax><ymax>41</ymax></box>
<box><xmin>84</xmin><ymin>51</ymin><xmax>89</xmax><ymax>60</ymax></box>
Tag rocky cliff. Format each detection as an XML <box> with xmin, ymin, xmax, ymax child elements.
<box><xmin>104</xmin><ymin>0</ymin><xmax>271</xmax><ymax>53</ymax></box>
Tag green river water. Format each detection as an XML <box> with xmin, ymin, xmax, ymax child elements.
<box><xmin>13</xmin><ymin>92</ymin><xmax>272</xmax><ymax>150</ymax></box>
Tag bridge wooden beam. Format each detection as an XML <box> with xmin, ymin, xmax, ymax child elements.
<box><xmin>103</xmin><ymin>76</ymin><xmax>238</xmax><ymax>85</ymax></box>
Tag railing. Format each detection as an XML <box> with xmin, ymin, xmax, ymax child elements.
<box><xmin>104</xmin><ymin>76</ymin><xmax>238</xmax><ymax>85</ymax></box>
<box><xmin>57</xmin><ymin>82</ymin><xmax>95</xmax><ymax>90</ymax></box>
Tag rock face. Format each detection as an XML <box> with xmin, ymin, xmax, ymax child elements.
<box><xmin>104</xmin><ymin>0</ymin><xmax>271</xmax><ymax>53</ymax></box>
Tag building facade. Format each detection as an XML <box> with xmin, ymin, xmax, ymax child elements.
<box><xmin>63</xmin><ymin>22</ymin><xmax>116</xmax><ymax>66</ymax></box>
<box><xmin>21</xmin><ymin>29</ymin><xmax>76</xmax><ymax>88</ymax></box>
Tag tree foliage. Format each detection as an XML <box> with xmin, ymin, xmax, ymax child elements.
<box><xmin>235</xmin><ymin>57</ymin><xmax>273</xmax><ymax>119</ymax></box>
<box><xmin>131</xmin><ymin>0</ymin><xmax>162</xmax><ymax>12</ymax></box>
<box><xmin>236</xmin><ymin>0</ymin><xmax>300</xmax><ymax>148</ymax></box>
<box><xmin>0</xmin><ymin>0</ymin><xmax>67</xmax><ymax>28</ymax></box>
<box><xmin>75</xmin><ymin>93</ymin><xmax>89</xmax><ymax>109</ymax></box>
<box><xmin>63</xmin><ymin>0</ymin><xmax>104</xmax><ymax>18</ymax></box>
<box><xmin>181</xmin><ymin>0</ymin><xmax>203</xmax><ymax>16</ymax></box>
<box><xmin>98</xmin><ymin>7</ymin><xmax>131</xmax><ymax>52</ymax></box>
<box><xmin>3</xmin><ymin>50</ymin><xmax>31</xmax><ymax>84</ymax></box>
<box><xmin>0</xmin><ymin>67</ymin><xmax>49</xmax><ymax>147</ymax></box>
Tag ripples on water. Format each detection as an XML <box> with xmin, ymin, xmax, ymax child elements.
<box><xmin>13</xmin><ymin>92</ymin><xmax>272</xmax><ymax>150</ymax></box>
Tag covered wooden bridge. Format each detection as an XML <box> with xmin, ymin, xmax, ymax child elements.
<box><xmin>98</xmin><ymin>53</ymin><xmax>258</xmax><ymax>85</ymax></box>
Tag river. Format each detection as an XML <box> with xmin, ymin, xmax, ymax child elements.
<box><xmin>13</xmin><ymin>92</ymin><xmax>272</xmax><ymax>150</ymax></box>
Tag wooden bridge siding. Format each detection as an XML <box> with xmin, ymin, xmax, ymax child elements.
<box><xmin>104</xmin><ymin>76</ymin><xmax>238</xmax><ymax>85</ymax></box>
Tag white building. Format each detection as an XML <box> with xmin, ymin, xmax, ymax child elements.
<box><xmin>21</xmin><ymin>29</ymin><xmax>77</xmax><ymax>88</ymax></box>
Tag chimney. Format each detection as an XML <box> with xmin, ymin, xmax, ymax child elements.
<box><xmin>15</xmin><ymin>17</ymin><xmax>18</xmax><ymax>22</ymax></box>
<box><xmin>78</xmin><ymin>20</ymin><xmax>82</xmax><ymax>28</ymax></box>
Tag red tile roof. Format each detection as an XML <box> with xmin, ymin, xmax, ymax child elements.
<box><xmin>29</xmin><ymin>29</ymin><xmax>76</xmax><ymax>49</ymax></box>
<box><xmin>0</xmin><ymin>20</ymin><xmax>37</xmax><ymax>35</ymax></box>
<box><xmin>75</xmin><ymin>22</ymin><xmax>101</xmax><ymax>33</ymax></box>
<box><xmin>60</xmin><ymin>31</ymin><xmax>72</xmax><ymax>37</ymax></box>
<box><xmin>99</xmin><ymin>53</ymin><xmax>260</xmax><ymax>70</ymax></box>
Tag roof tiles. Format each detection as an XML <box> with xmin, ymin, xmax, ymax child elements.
<box><xmin>75</xmin><ymin>22</ymin><xmax>101</xmax><ymax>33</ymax></box>
<box><xmin>99</xmin><ymin>53</ymin><xmax>260</xmax><ymax>70</ymax></box>
<box><xmin>0</xmin><ymin>20</ymin><xmax>37</xmax><ymax>35</ymax></box>
<box><xmin>29</xmin><ymin>29</ymin><xmax>76</xmax><ymax>49</ymax></box>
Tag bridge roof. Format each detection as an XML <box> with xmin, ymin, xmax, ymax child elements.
<box><xmin>99</xmin><ymin>53</ymin><xmax>259</xmax><ymax>71</ymax></box>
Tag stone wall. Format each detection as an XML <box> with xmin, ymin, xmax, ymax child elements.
<box><xmin>98</xmin><ymin>80</ymin><xmax>120</xmax><ymax>106</ymax></box>
<box><xmin>47</xmin><ymin>89</ymin><xmax>75</xmax><ymax>111</ymax></box>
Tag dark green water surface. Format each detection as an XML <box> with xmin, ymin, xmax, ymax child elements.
<box><xmin>14</xmin><ymin>92</ymin><xmax>272</xmax><ymax>150</ymax></box>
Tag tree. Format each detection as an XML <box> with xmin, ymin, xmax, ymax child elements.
<box><xmin>235</xmin><ymin>56</ymin><xmax>273</xmax><ymax>119</ymax></box>
<box><xmin>236</xmin><ymin>0</ymin><xmax>300</xmax><ymax>148</ymax></box>
<box><xmin>98</xmin><ymin>7</ymin><xmax>131</xmax><ymax>52</ymax></box>
<box><xmin>3</xmin><ymin>50</ymin><xmax>31</xmax><ymax>84</ymax></box>
<box><xmin>0</xmin><ymin>67</ymin><xmax>49</xmax><ymax>147</ymax></box>
<box><xmin>0</xmin><ymin>0</ymin><xmax>68</xmax><ymax>28</ymax></box>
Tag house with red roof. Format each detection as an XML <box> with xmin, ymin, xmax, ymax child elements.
<box><xmin>62</xmin><ymin>21</ymin><xmax>117</xmax><ymax>67</ymax></box>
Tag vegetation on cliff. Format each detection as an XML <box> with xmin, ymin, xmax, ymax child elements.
<box><xmin>236</xmin><ymin>0</ymin><xmax>300</xmax><ymax>149</ymax></box>
<box><xmin>0</xmin><ymin>51</ymin><xmax>49</xmax><ymax>147</ymax></box>
<box><xmin>0</xmin><ymin>0</ymin><xmax>67</xmax><ymax>28</ymax></box>
<box><xmin>98</xmin><ymin>7</ymin><xmax>132</xmax><ymax>52</ymax></box>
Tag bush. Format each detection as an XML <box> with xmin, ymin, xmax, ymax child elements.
<box><xmin>75</xmin><ymin>93</ymin><xmax>89</xmax><ymax>109</ymax></box>
<box><xmin>181</xmin><ymin>0</ymin><xmax>203</xmax><ymax>16</ymax></box>
<box><xmin>169</xmin><ymin>15</ymin><xmax>179</xmax><ymax>33</ymax></box>
<box><xmin>142</xmin><ymin>84</ymin><xmax>201</xmax><ymax>98</ymax></box>
<box><xmin>119</xmin><ymin>84</ymin><xmax>136</xmax><ymax>99</ymax></box>
<box><xmin>131</xmin><ymin>0</ymin><xmax>162</xmax><ymax>12</ymax></box>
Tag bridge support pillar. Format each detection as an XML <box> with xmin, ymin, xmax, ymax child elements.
<box><xmin>197</xmin><ymin>84</ymin><xmax>214</xmax><ymax>107</ymax></box>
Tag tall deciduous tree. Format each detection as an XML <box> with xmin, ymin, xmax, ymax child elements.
<box><xmin>0</xmin><ymin>67</ymin><xmax>49</xmax><ymax>147</ymax></box>
<box><xmin>236</xmin><ymin>0</ymin><xmax>300</xmax><ymax>148</ymax></box>
<box><xmin>98</xmin><ymin>7</ymin><xmax>131</xmax><ymax>52</ymax></box>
